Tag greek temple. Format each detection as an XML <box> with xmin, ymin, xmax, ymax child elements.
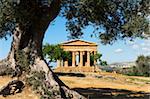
<box><xmin>56</xmin><ymin>40</ymin><xmax>98</xmax><ymax>71</ymax></box>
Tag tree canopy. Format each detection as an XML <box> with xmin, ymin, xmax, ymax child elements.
<box><xmin>136</xmin><ymin>55</ymin><xmax>150</xmax><ymax>77</ymax></box>
<box><xmin>0</xmin><ymin>0</ymin><xmax>149</xmax><ymax>44</ymax></box>
<box><xmin>90</xmin><ymin>53</ymin><xmax>108</xmax><ymax>66</ymax></box>
<box><xmin>43</xmin><ymin>44</ymin><xmax>71</xmax><ymax>64</ymax></box>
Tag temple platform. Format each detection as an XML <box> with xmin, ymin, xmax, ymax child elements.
<box><xmin>54</xmin><ymin>66</ymin><xmax>101</xmax><ymax>73</ymax></box>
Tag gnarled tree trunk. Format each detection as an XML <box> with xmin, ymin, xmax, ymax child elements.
<box><xmin>1</xmin><ymin>0</ymin><xmax>86</xmax><ymax>98</ymax></box>
<box><xmin>6</xmin><ymin>28</ymin><xmax>85</xmax><ymax>98</ymax></box>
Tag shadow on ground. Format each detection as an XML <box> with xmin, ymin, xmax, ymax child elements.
<box><xmin>55</xmin><ymin>72</ymin><xmax>86</xmax><ymax>77</ymax></box>
<box><xmin>72</xmin><ymin>88</ymin><xmax>150</xmax><ymax>99</ymax></box>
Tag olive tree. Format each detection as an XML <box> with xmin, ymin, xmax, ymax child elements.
<box><xmin>136</xmin><ymin>55</ymin><xmax>150</xmax><ymax>77</ymax></box>
<box><xmin>0</xmin><ymin>0</ymin><xmax>149</xmax><ymax>98</ymax></box>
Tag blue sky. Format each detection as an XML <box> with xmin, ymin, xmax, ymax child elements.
<box><xmin>0</xmin><ymin>17</ymin><xmax>150</xmax><ymax>64</ymax></box>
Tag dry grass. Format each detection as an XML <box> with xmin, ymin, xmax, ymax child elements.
<box><xmin>59</xmin><ymin>72</ymin><xmax>150</xmax><ymax>93</ymax></box>
<box><xmin>0</xmin><ymin>71</ymin><xmax>150</xmax><ymax>99</ymax></box>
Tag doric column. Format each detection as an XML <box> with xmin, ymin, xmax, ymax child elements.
<box><xmin>87</xmin><ymin>51</ymin><xmax>90</xmax><ymax>66</ymax></box>
<box><xmin>64</xmin><ymin>60</ymin><xmax>68</xmax><ymax>67</ymax></box>
<box><xmin>57</xmin><ymin>60</ymin><xmax>61</xmax><ymax>67</ymax></box>
<box><xmin>61</xmin><ymin>60</ymin><xmax>63</xmax><ymax>67</ymax></box>
<box><xmin>79</xmin><ymin>51</ymin><xmax>83</xmax><ymax>66</ymax></box>
<box><xmin>94</xmin><ymin>51</ymin><xmax>97</xmax><ymax>66</ymax></box>
<box><xmin>72</xmin><ymin>51</ymin><xmax>75</xmax><ymax>67</ymax></box>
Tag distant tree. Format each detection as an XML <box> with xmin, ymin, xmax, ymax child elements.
<box><xmin>136</xmin><ymin>55</ymin><xmax>150</xmax><ymax>77</ymax></box>
<box><xmin>91</xmin><ymin>53</ymin><xmax>107</xmax><ymax>66</ymax></box>
<box><xmin>100</xmin><ymin>61</ymin><xmax>108</xmax><ymax>66</ymax></box>
<box><xmin>42</xmin><ymin>44</ymin><xmax>71</xmax><ymax>64</ymax></box>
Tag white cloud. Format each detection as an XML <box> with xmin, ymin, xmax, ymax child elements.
<box><xmin>145</xmin><ymin>52</ymin><xmax>150</xmax><ymax>56</ymax></box>
<box><xmin>114</xmin><ymin>48</ymin><xmax>123</xmax><ymax>53</ymax></box>
<box><xmin>140</xmin><ymin>39</ymin><xmax>150</xmax><ymax>55</ymax></box>
<box><xmin>142</xmin><ymin>47</ymin><xmax>150</xmax><ymax>52</ymax></box>
<box><xmin>129</xmin><ymin>39</ymin><xmax>150</xmax><ymax>56</ymax></box>
<box><xmin>132</xmin><ymin>44</ymin><xmax>139</xmax><ymax>49</ymax></box>
<box><xmin>141</xmin><ymin>42</ymin><xmax>150</xmax><ymax>47</ymax></box>
<box><xmin>141</xmin><ymin>43</ymin><xmax>146</xmax><ymax>46</ymax></box>
<box><xmin>131</xmin><ymin>39</ymin><xmax>150</xmax><ymax>50</ymax></box>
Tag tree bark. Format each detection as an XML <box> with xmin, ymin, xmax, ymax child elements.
<box><xmin>1</xmin><ymin>0</ymin><xmax>86</xmax><ymax>98</ymax></box>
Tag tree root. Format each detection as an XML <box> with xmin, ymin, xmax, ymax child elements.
<box><xmin>61</xmin><ymin>86</ymin><xmax>86</xmax><ymax>99</ymax></box>
<box><xmin>0</xmin><ymin>80</ymin><xmax>24</xmax><ymax>97</ymax></box>
<box><xmin>32</xmin><ymin>58</ymin><xmax>86</xmax><ymax>99</ymax></box>
<box><xmin>0</xmin><ymin>58</ymin><xmax>86</xmax><ymax>99</ymax></box>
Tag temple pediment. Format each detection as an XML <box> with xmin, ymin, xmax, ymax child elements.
<box><xmin>60</xmin><ymin>40</ymin><xmax>97</xmax><ymax>46</ymax></box>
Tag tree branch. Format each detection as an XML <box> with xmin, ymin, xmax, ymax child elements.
<box><xmin>48</xmin><ymin>0</ymin><xmax>61</xmax><ymax>22</ymax></box>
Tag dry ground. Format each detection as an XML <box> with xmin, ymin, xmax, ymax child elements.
<box><xmin>0</xmin><ymin>72</ymin><xmax>150</xmax><ymax>99</ymax></box>
<box><xmin>0</xmin><ymin>76</ymin><xmax>39</xmax><ymax>99</ymax></box>
<box><xmin>57</xmin><ymin>72</ymin><xmax>150</xmax><ymax>99</ymax></box>
<box><xmin>58</xmin><ymin>72</ymin><xmax>150</xmax><ymax>93</ymax></box>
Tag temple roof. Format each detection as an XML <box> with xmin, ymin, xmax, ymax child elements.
<box><xmin>60</xmin><ymin>39</ymin><xmax>97</xmax><ymax>46</ymax></box>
